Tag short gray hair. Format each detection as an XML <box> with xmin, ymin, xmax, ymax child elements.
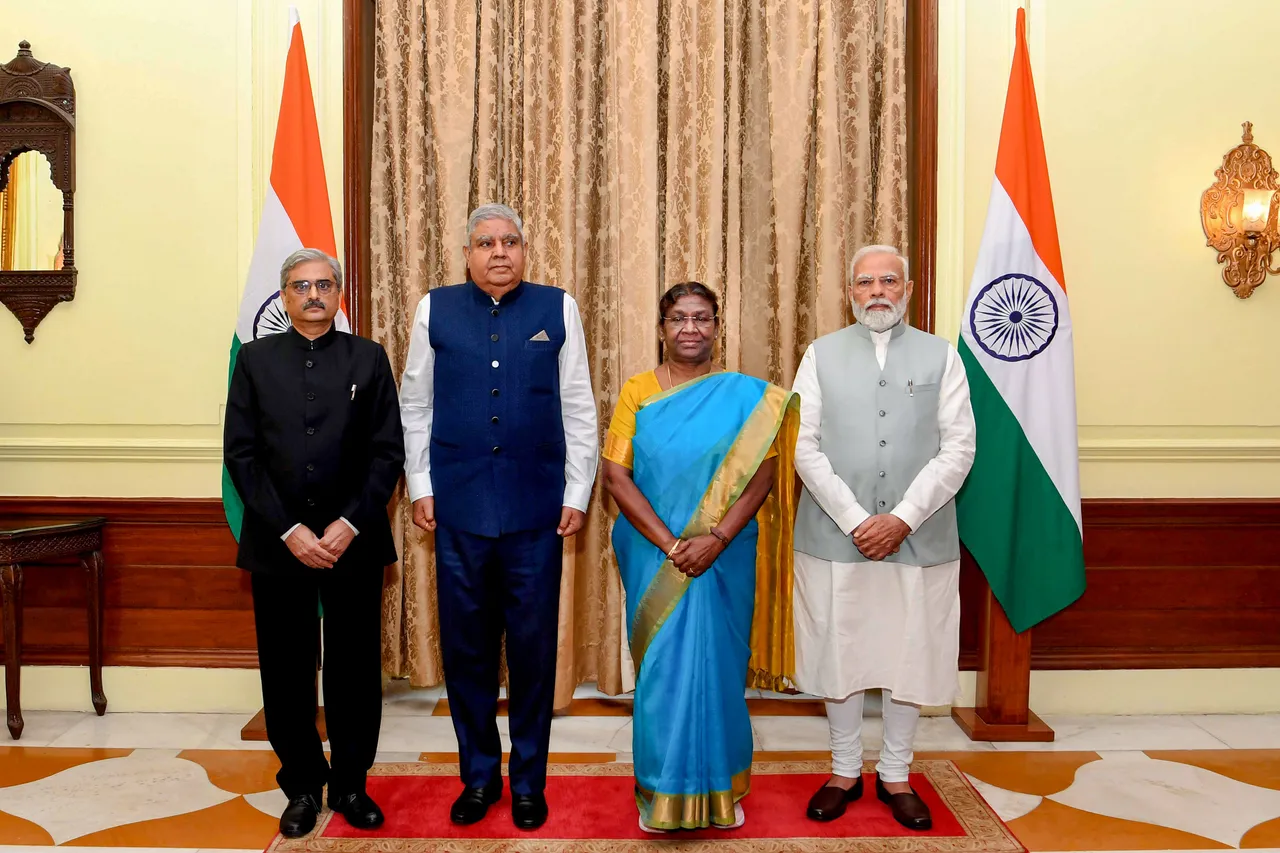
<box><xmin>465</xmin><ymin>203</ymin><xmax>525</xmax><ymax>246</ymax></box>
<box><xmin>280</xmin><ymin>248</ymin><xmax>343</xmax><ymax>290</ymax></box>
<box><xmin>849</xmin><ymin>244</ymin><xmax>909</xmax><ymax>283</ymax></box>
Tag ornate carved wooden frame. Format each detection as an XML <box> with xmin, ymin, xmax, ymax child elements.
<box><xmin>0</xmin><ymin>40</ymin><xmax>76</xmax><ymax>343</ymax></box>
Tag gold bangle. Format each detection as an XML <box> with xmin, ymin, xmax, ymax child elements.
<box><xmin>666</xmin><ymin>539</ymin><xmax>684</xmax><ymax>558</ymax></box>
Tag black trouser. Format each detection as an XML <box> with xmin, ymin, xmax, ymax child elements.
<box><xmin>435</xmin><ymin>523</ymin><xmax>563</xmax><ymax>796</ymax></box>
<box><xmin>251</xmin><ymin>564</ymin><xmax>383</xmax><ymax>799</ymax></box>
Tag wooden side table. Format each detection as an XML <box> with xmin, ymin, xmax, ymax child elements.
<box><xmin>0</xmin><ymin>517</ymin><xmax>108</xmax><ymax>739</ymax></box>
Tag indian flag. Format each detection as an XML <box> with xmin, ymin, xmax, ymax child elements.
<box><xmin>222</xmin><ymin>7</ymin><xmax>345</xmax><ymax>539</ymax></box>
<box><xmin>955</xmin><ymin>8</ymin><xmax>1085</xmax><ymax>633</ymax></box>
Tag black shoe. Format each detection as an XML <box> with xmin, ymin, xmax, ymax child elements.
<box><xmin>451</xmin><ymin>781</ymin><xmax>502</xmax><ymax>825</ymax></box>
<box><xmin>329</xmin><ymin>790</ymin><xmax>385</xmax><ymax>830</ymax></box>
<box><xmin>512</xmin><ymin>793</ymin><xmax>548</xmax><ymax>830</ymax></box>
<box><xmin>280</xmin><ymin>792</ymin><xmax>321</xmax><ymax>838</ymax></box>
<box><xmin>806</xmin><ymin>774</ymin><xmax>864</xmax><ymax>821</ymax></box>
<box><xmin>876</xmin><ymin>775</ymin><xmax>932</xmax><ymax>831</ymax></box>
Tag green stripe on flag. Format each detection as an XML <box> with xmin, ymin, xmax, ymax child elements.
<box><xmin>222</xmin><ymin>335</ymin><xmax>244</xmax><ymax>543</ymax></box>
<box><xmin>956</xmin><ymin>338</ymin><xmax>1085</xmax><ymax>632</ymax></box>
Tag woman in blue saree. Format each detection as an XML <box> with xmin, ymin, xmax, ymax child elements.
<box><xmin>602</xmin><ymin>283</ymin><xmax>799</xmax><ymax>832</ymax></box>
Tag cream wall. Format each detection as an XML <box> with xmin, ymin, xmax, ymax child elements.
<box><xmin>938</xmin><ymin>0</ymin><xmax>1280</xmax><ymax>498</ymax></box>
<box><xmin>0</xmin><ymin>0</ymin><xmax>344</xmax><ymax>497</ymax></box>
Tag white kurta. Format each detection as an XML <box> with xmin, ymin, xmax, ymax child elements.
<box><xmin>791</xmin><ymin>326</ymin><xmax>976</xmax><ymax>706</ymax></box>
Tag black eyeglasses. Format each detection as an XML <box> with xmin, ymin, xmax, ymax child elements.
<box><xmin>288</xmin><ymin>279</ymin><xmax>337</xmax><ymax>295</ymax></box>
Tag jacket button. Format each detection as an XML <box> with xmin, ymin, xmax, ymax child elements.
<box><xmin>306</xmin><ymin>463</ymin><xmax>315</xmax><ymax>472</ymax></box>
<box><xmin>306</xmin><ymin>499</ymin><xmax>316</xmax><ymax>507</ymax></box>
<box><xmin>492</xmin><ymin>360</ymin><xmax>499</xmax><ymax>368</ymax></box>
<box><xmin>879</xmin><ymin>440</ymin><xmax>886</xmax><ymax>447</ymax></box>
<box><xmin>491</xmin><ymin>389</ymin><xmax>499</xmax><ymax>397</ymax></box>
<box><xmin>306</xmin><ymin>427</ymin><xmax>316</xmax><ymax>435</ymax></box>
<box><xmin>879</xmin><ymin>410</ymin><xmax>886</xmax><ymax>417</ymax></box>
<box><xmin>879</xmin><ymin>379</ymin><xmax>886</xmax><ymax>387</ymax></box>
<box><xmin>306</xmin><ymin>360</ymin><xmax>314</xmax><ymax>368</ymax></box>
<box><xmin>491</xmin><ymin>308</ymin><xmax>499</xmax><ymax>317</ymax></box>
<box><xmin>878</xmin><ymin>500</ymin><xmax>886</xmax><ymax>508</ymax></box>
<box><xmin>491</xmin><ymin>416</ymin><xmax>499</xmax><ymax>424</ymax></box>
<box><xmin>306</xmin><ymin>392</ymin><xmax>315</xmax><ymax>401</ymax></box>
<box><xmin>491</xmin><ymin>334</ymin><xmax>499</xmax><ymax>342</ymax></box>
<box><xmin>878</xmin><ymin>471</ymin><xmax>886</xmax><ymax>478</ymax></box>
<box><xmin>492</xmin><ymin>445</ymin><xmax>501</xmax><ymax>454</ymax></box>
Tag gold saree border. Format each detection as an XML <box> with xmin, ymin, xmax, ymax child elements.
<box><xmin>629</xmin><ymin>383</ymin><xmax>796</xmax><ymax>674</ymax></box>
<box><xmin>636</xmin><ymin>767</ymin><xmax>751</xmax><ymax>830</ymax></box>
<box><xmin>748</xmin><ymin>392</ymin><xmax>800</xmax><ymax>691</ymax></box>
<box><xmin>602</xmin><ymin>430</ymin><xmax>634</xmax><ymax>469</ymax></box>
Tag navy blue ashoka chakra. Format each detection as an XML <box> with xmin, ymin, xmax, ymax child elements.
<box><xmin>252</xmin><ymin>291</ymin><xmax>291</xmax><ymax>340</ymax></box>
<box><xmin>969</xmin><ymin>273</ymin><xmax>1059</xmax><ymax>362</ymax></box>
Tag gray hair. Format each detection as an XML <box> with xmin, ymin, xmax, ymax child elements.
<box><xmin>465</xmin><ymin>203</ymin><xmax>525</xmax><ymax>246</ymax></box>
<box><xmin>279</xmin><ymin>248</ymin><xmax>343</xmax><ymax>290</ymax></box>
<box><xmin>849</xmin><ymin>244</ymin><xmax>909</xmax><ymax>283</ymax></box>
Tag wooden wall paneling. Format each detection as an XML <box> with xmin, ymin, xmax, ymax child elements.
<box><xmin>0</xmin><ymin>498</ymin><xmax>255</xmax><ymax>669</ymax></box>
<box><xmin>1</xmin><ymin>498</ymin><xmax>1278</xmax><ymax>672</ymax></box>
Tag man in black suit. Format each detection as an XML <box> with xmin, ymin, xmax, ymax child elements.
<box><xmin>224</xmin><ymin>248</ymin><xmax>404</xmax><ymax>839</ymax></box>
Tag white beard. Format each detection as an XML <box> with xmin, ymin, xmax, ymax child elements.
<box><xmin>853</xmin><ymin>297</ymin><xmax>907</xmax><ymax>333</ymax></box>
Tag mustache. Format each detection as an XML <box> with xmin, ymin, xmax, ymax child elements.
<box><xmin>866</xmin><ymin>298</ymin><xmax>895</xmax><ymax>309</ymax></box>
<box><xmin>303</xmin><ymin>299</ymin><xmax>326</xmax><ymax>310</ymax></box>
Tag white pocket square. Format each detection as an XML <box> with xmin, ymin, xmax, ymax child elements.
<box><xmin>530</xmin><ymin>330</ymin><xmax>550</xmax><ymax>342</ymax></box>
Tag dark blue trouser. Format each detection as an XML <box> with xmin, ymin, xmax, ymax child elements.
<box><xmin>434</xmin><ymin>523</ymin><xmax>563</xmax><ymax>796</ymax></box>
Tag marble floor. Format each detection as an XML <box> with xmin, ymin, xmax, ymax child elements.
<box><xmin>1</xmin><ymin>683</ymin><xmax>1279</xmax><ymax>852</ymax></box>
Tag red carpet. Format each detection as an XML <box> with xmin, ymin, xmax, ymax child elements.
<box><xmin>266</xmin><ymin>760</ymin><xmax>1024</xmax><ymax>852</ymax></box>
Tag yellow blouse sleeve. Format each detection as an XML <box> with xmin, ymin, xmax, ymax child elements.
<box><xmin>603</xmin><ymin>377</ymin><xmax>643</xmax><ymax>469</ymax></box>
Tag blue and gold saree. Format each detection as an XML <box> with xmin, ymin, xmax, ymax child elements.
<box><xmin>608</xmin><ymin>370</ymin><xmax>799</xmax><ymax>829</ymax></box>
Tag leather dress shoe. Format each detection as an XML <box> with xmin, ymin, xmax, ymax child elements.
<box><xmin>451</xmin><ymin>781</ymin><xmax>502</xmax><ymax>825</ymax></box>
<box><xmin>876</xmin><ymin>775</ymin><xmax>932</xmax><ymax>831</ymax></box>
<box><xmin>512</xmin><ymin>793</ymin><xmax>549</xmax><ymax>830</ymax></box>
<box><xmin>279</xmin><ymin>793</ymin><xmax>321</xmax><ymax>838</ymax></box>
<box><xmin>806</xmin><ymin>775</ymin><xmax>863</xmax><ymax>821</ymax></box>
<box><xmin>329</xmin><ymin>790</ymin><xmax>385</xmax><ymax>830</ymax></box>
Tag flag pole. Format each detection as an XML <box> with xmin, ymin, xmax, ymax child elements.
<box><xmin>951</xmin><ymin>550</ymin><xmax>1054</xmax><ymax>742</ymax></box>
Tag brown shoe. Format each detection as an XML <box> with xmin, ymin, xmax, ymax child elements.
<box><xmin>806</xmin><ymin>775</ymin><xmax>863</xmax><ymax>821</ymax></box>
<box><xmin>876</xmin><ymin>775</ymin><xmax>931</xmax><ymax>831</ymax></box>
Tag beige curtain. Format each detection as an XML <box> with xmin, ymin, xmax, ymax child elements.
<box><xmin>372</xmin><ymin>0</ymin><xmax>906</xmax><ymax>704</ymax></box>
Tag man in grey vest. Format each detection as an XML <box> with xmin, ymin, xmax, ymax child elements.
<box><xmin>792</xmin><ymin>245</ymin><xmax>975</xmax><ymax>831</ymax></box>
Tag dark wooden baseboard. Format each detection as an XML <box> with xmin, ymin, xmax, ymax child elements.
<box><xmin>0</xmin><ymin>497</ymin><xmax>251</xmax><ymax>669</ymax></box>
<box><xmin>2</xmin><ymin>496</ymin><xmax>1278</xmax><ymax>672</ymax></box>
<box><xmin>959</xmin><ymin>498</ymin><xmax>1280</xmax><ymax>670</ymax></box>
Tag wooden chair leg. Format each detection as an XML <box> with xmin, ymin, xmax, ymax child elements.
<box><xmin>2</xmin><ymin>563</ymin><xmax>24</xmax><ymax>739</ymax></box>
<box><xmin>81</xmin><ymin>550</ymin><xmax>107</xmax><ymax>715</ymax></box>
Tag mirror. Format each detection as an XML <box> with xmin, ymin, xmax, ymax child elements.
<box><xmin>0</xmin><ymin>40</ymin><xmax>76</xmax><ymax>343</ymax></box>
<box><xmin>0</xmin><ymin>151</ymin><xmax>65</xmax><ymax>271</ymax></box>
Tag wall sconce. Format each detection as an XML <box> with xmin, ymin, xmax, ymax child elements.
<box><xmin>1201</xmin><ymin>122</ymin><xmax>1279</xmax><ymax>299</ymax></box>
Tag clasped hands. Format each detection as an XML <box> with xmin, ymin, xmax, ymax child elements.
<box><xmin>411</xmin><ymin>497</ymin><xmax>586</xmax><ymax>537</ymax></box>
<box><xmin>851</xmin><ymin>513</ymin><xmax>911</xmax><ymax>562</ymax></box>
<box><xmin>285</xmin><ymin>520</ymin><xmax>356</xmax><ymax>569</ymax></box>
<box><xmin>666</xmin><ymin>534</ymin><xmax>725</xmax><ymax>578</ymax></box>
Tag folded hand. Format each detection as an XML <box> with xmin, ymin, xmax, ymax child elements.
<box><xmin>852</xmin><ymin>514</ymin><xmax>910</xmax><ymax>562</ymax></box>
<box><xmin>285</xmin><ymin>525</ymin><xmax>338</xmax><ymax>569</ymax></box>
<box><xmin>670</xmin><ymin>534</ymin><xmax>725</xmax><ymax>578</ymax></box>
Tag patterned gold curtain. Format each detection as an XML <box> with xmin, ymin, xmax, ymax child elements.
<box><xmin>372</xmin><ymin>0</ymin><xmax>906</xmax><ymax>703</ymax></box>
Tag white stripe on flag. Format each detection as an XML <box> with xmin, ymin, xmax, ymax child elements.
<box><xmin>962</xmin><ymin>179</ymin><xmax>1081</xmax><ymax>531</ymax></box>
<box><xmin>236</xmin><ymin>186</ymin><xmax>304</xmax><ymax>345</ymax></box>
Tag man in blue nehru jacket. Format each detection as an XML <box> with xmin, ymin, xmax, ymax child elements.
<box><xmin>399</xmin><ymin>203</ymin><xmax>598</xmax><ymax>830</ymax></box>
